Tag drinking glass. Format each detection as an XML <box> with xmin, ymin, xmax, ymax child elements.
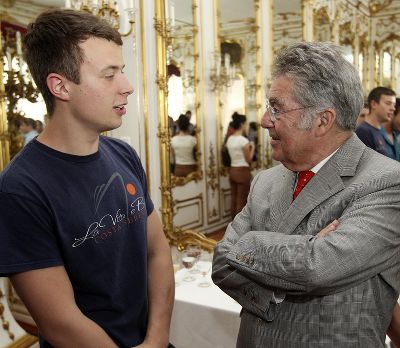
<box><xmin>181</xmin><ymin>249</ymin><xmax>196</xmax><ymax>282</ymax></box>
<box><xmin>186</xmin><ymin>244</ymin><xmax>201</xmax><ymax>274</ymax></box>
<box><xmin>197</xmin><ymin>251</ymin><xmax>212</xmax><ymax>287</ymax></box>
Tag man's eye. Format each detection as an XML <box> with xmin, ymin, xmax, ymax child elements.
<box><xmin>105</xmin><ymin>75</ymin><xmax>115</xmax><ymax>79</ymax></box>
<box><xmin>271</xmin><ymin>106</ymin><xmax>280</xmax><ymax>114</ymax></box>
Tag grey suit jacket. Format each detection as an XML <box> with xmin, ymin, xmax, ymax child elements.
<box><xmin>212</xmin><ymin>134</ymin><xmax>400</xmax><ymax>347</ymax></box>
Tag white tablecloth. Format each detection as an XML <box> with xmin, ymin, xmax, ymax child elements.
<box><xmin>170</xmin><ymin>264</ymin><xmax>241</xmax><ymax>348</ymax></box>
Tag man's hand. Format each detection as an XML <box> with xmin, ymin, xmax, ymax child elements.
<box><xmin>315</xmin><ymin>219</ymin><xmax>339</xmax><ymax>239</ymax></box>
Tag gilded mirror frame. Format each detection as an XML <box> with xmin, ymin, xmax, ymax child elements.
<box><xmin>154</xmin><ymin>0</ymin><xmax>216</xmax><ymax>251</ymax></box>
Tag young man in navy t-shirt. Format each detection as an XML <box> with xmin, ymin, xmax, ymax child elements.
<box><xmin>355</xmin><ymin>86</ymin><xmax>396</xmax><ymax>158</ymax></box>
<box><xmin>0</xmin><ymin>9</ymin><xmax>174</xmax><ymax>347</ymax></box>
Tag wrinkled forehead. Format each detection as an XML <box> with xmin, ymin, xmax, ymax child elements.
<box><xmin>267</xmin><ymin>76</ymin><xmax>297</xmax><ymax>104</ymax></box>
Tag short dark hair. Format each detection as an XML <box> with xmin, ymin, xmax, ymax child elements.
<box><xmin>177</xmin><ymin>114</ymin><xmax>190</xmax><ymax>131</ymax></box>
<box><xmin>231</xmin><ymin>112</ymin><xmax>246</xmax><ymax>130</ymax></box>
<box><xmin>395</xmin><ymin>98</ymin><xmax>400</xmax><ymax>116</ymax></box>
<box><xmin>249</xmin><ymin>121</ymin><xmax>258</xmax><ymax>131</ymax></box>
<box><xmin>367</xmin><ymin>87</ymin><xmax>396</xmax><ymax>111</ymax></box>
<box><xmin>23</xmin><ymin>9</ymin><xmax>122</xmax><ymax>115</ymax></box>
<box><xmin>21</xmin><ymin>117</ymin><xmax>37</xmax><ymax>129</ymax></box>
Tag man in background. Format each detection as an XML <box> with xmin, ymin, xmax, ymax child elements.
<box><xmin>380</xmin><ymin>97</ymin><xmax>400</xmax><ymax>161</ymax></box>
<box><xmin>355</xmin><ymin>86</ymin><xmax>396</xmax><ymax>157</ymax></box>
<box><xmin>19</xmin><ymin>117</ymin><xmax>38</xmax><ymax>146</ymax></box>
<box><xmin>35</xmin><ymin>119</ymin><xmax>44</xmax><ymax>134</ymax></box>
<box><xmin>212</xmin><ymin>42</ymin><xmax>400</xmax><ymax>347</ymax></box>
<box><xmin>0</xmin><ymin>9</ymin><xmax>174</xmax><ymax>348</ymax></box>
<box><xmin>356</xmin><ymin>102</ymin><xmax>369</xmax><ymax>125</ymax></box>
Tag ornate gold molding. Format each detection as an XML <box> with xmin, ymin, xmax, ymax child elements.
<box><xmin>206</xmin><ymin>142</ymin><xmax>218</xmax><ymax>192</ymax></box>
<box><xmin>174</xmin><ymin>227</ymin><xmax>216</xmax><ymax>252</ymax></box>
<box><xmin>0</xmin><ymin>288</ymin><xmax>15</xmax><ymax>341</ymax></box>
<box><xmin>6</xmin><ymin>334</ymin><xmax>38</xmax><ymax>348</ymax></box>
<box><xmin>369</xmin><ymin>0</ymin><xmax>393</xmax><ymax>14</ymax></box>
<box><xmin>0</xmin><ymin>30</ymin><xmax>11</xmax><ymax>171</ymax></box>
<box><xmin>171</xmin><ymin>169</ymin><xmax>203</xmax><ymax>186</ymax></box>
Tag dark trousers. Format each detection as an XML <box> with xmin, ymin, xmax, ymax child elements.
<box><xmin>229</xmin><ymin>166</ymin><xmax>251</xmax><ymax>219</ymax></box>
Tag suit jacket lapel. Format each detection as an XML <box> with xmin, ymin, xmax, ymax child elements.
<box><xmin>276</xmin><ymin>134</ymin><xmax>365</xmax><ymax>235</ymax></box>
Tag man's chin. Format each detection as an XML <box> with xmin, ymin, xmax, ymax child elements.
<box><xmin>100</xmin><ymin>121</ymin><xmax>122</xmax><ymax>133</ymax></box>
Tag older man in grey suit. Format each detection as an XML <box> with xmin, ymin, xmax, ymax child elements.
<box><xmin>212</xmin><ymin>41</ymin><xmax>400</xmax><ymax>347</ymax></box>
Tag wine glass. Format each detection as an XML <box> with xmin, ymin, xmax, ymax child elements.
<box><xmin>181</xmin><ymin>249</ymin><xmax>196</xmax><ymax>282</ymax></box>
<box><xmin>197</xmin><ymin>251</ymin><xmax>212</xmax><ymax>287</ymax></box>
<box><xmin>186</xmin><ymin>244</ymin><xmax>201</xmax><ymax>274</ymax></box>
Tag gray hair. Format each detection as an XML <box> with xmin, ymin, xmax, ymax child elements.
<box><xmin>272</xmin><ymin>42</ymin><xmax>364</xmax><ymax>130</ymax></box>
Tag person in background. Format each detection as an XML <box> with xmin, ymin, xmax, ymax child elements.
<box><xmin>356</xmin><ymin>102</ymin><xmax>369</xmax><ymax>125</ymax></box>
<box><xmin>19</xmin><ymin>117</ymin><xmax>38</xmax><ymax>146</ymax></box>
<box><xmin>185</xmin><ymin>110</ymin><xmax>196</xmax><ymax>136</ymax></box>
<box><xmin>247</xmin><ymin>121</ymin><xmax>259</xmax><ymax>167</ymax></box>
<box><xmin>380</xmin><ymin>97</ymin><xmax>400</xmax><ymax>161</ymax></box>
<box><xmin>0</xmin><ymin>9</ymin><xmax>174</xmax><ymax>348</ymax></box>
<box><xmin>355</xmin><ymin>86</ymin><xmax>396</xmax><ymax>156</ymax></box>
<box><xmin>224</xmin><ymin>121</ymin><xmax>235</xmax><ymax>144</ymax></box>
<box><xmin>212</xmin><ymin>42</ymin><xmax>400</xmax><ymax>347</ymax></box>
<box><xmin>35</xmin><ymin>119</ymin><xmax>44</xmax><ymax>134</ymax></box>
<box><xmin>226</xmin><ymin>112</ymin><xmax>254</xmax><ymax>219</ymax></box>
<box><xmin>171</xmin><ymin>114</ymin><xmax>197</xmax><ymax>177</ymax></box>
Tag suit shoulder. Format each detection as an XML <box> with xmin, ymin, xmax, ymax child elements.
<box><xmin>252</xmin><ymin>164</ymin><xmax>288</xmax><ymax>185</ymax></box>
<box><xmin>357</xmin><ymin>148</ymin><xmax>400</xmax><ymax>186</ymax></box>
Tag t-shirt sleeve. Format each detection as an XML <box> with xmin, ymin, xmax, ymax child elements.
<box><xmin>240</xmin><ymin>136</ymin><xmax>250</xmax><ymax>147</ymax></box>
<box><xmin>0</xmin><ymin>192</ymin><xmax>63</xmax><ymax>276</ymax></box>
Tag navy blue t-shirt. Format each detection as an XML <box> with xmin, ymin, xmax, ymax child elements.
<box><xmin>0</xmin><ymin>136</ymin><xmax>154</xmax><ymax>347</ymax></box>
<box><xmin>355</xmin><ymin>122</ymin><xmax>389</xmax><ymax>157</ymax></box>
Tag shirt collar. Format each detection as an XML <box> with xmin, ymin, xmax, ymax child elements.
<box><xmin>309</xmin><ymin>147</ymin><xmax>340</xmax><ymax>174</ymax></box>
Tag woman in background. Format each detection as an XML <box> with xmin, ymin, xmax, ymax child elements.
<box><xmin>226</xmin><ymin>112</ymin><xmax>254</xmax><ymax>219</ymax></box>
<box><xmin>171</xmin><ymin>114</ymin><xmax>197</xmax><ymax>177</ymax></box>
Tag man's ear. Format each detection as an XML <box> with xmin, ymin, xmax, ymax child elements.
<box><xmin>315</xmin><ymin>108</ymin><xmax>336</xmax><ymax>136</ymax></box>
<box><xmin>370</xmin><ymin>100</ymin><xmax>378</xmax><ymax>110</ymax></box>
<box><xmin>46</xmin><ymin>73</ymin><xmax>70</xmax><ymax>101</ymax></box>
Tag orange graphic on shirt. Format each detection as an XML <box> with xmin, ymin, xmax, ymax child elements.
<box><xmin>126</xmin><ymin>183</ymin><xmax>136</xmax><ymax>196</ymax></box>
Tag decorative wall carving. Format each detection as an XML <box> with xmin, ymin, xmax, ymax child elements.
<box><xmin>206</xmin><ymin>142</ymin><xmax>218</xmax><ymax>192</ymax></box>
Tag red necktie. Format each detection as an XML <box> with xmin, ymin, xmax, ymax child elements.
<box><xmin>293</xmin><ymin>170</ymin><xmax>315</xmax><ymax>200</ymax></box>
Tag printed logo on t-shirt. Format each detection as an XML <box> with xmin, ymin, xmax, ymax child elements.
<box><xmin>72</xmin><ymin>172</ymin><xmax>146</xmax><ymax>247</ymax></box>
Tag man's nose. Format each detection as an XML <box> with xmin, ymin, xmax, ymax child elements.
<box><xmin>121</xmin><ymin>75</ymin><xmax>134</xmax><ymax>96</ymax></box>
<box><xmin>261</xmin><ymin>111</ymin><xmax>274</xmax><ymax>128</ymax></box>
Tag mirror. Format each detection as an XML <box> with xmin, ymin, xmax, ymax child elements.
<box><xmin>1</xmin><ymin>13</ymin><xmax>47</xmax><ymax>163</ymax></box>
<box><xmin>217</xmin><ymin>0</ymin><xmax>262</xmax><ymax>171</ymax></box>
<box><xmin>155</xmin><ymin>0</ymin><xmax>216</xmax><ymax>251</ymax></box>
<box><xmin>167</xmin><ymin>0</ymin><xmax>202</xmax><ymax>186</ymax></box>
<box><xmin>210</xmin><ymin>0</ymin><xmax>263</xmax><ymax>224</ymax></box>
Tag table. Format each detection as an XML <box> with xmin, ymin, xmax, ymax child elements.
<box><xmin>170</xmin><ymin>263</ymin><xmax>241</xmax><ymax>348</ymax></box>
